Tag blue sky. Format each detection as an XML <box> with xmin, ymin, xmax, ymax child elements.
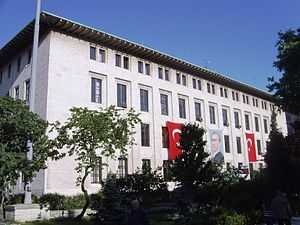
<box><xmin>0</xmin><ymin>0</ymin><xmax>299</xmax><ymax>90</ymax></box>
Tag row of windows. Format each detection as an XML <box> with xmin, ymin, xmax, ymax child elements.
<box><xmin>89</xmin><ymin>46</ymin><xmax>272</xmax><ymax>112</ymax></box>
<box><xmin>91</xmin><ymin>76</ymin><xmax>270</xmax><ymax>134</ymax></box>
<box><xmin>12</xmin><ymin>79</ymin><xmax>31</xmax><ymax>105</ymax></box>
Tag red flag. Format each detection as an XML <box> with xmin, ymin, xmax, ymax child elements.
<box><xmin>166</xmin><ymin>121</ymin><xmax>183</xmax><ymax>160</ymax></box>
<box><xmin>246</xmin><ymin>133</ymin><xmax>257</xmax><ymax>162</ymax></box>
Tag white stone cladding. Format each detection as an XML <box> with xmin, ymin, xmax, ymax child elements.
<box><xmin>0</xmin><ymin>29</ymin><xmax>288</xmax><ymax>196</ymax></box>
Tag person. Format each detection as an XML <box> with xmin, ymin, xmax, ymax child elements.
<box><xmin>127</xmin><ymin>199</ymin><xmax>150</xmax><ymax>225</ymax></box>
<box><xmin>271</xmin><ymin>191</ymin><xmax>292</xmax><ymax>225</ymax></box>
<box><xmin>210</xmin><ymin>132</ymin><xmax>224</xmax><ymax>164</ymax></box>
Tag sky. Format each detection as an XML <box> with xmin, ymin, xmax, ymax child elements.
<box><xmin>0</xmin><ymin>0</ymin><xmax>299</xmax><ymax>91</ymax></box>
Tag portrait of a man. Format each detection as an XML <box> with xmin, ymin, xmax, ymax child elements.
<box><xmin>209</xmin><ymin>130</ymin><xmax>224</xmax><ymax>164</ymax></box>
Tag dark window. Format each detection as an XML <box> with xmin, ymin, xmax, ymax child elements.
<box><xmin>160</xmin><ymin>94</ymin><xmax>168</xmax><ymax>116</ymax></box>
<box><xmin>176</xmin><ymin>73</ymin><xmax>181</xmax><ymax>84</ymax></box>
<box><xmin>165</xmin><ymin>69</ymin><xmax>169</xmax><ymax>81</ymax></box>
<box><xmin>158</xmin><ymin>67</ymin><xmax>163</xmax><ymax>79</ymax></box>
<box><xmin>224</xmin><ymin>88</ymin><xmax>228</xmax><ymax>98</ymax></box>
<box><xmin>234</xmin><ymin>111</ymin><xmax>240</xmax><ymax>128</ymax></box>
<box><xmin>145</xmin><ymin>63</ymin><xmax>151</xmax><ymax>75</ymax></box>
<box><xmin>245</xmin><ymin>114</ymin><xmax>250</xmax><ymax>130</ymax></box>
<box><xmin>91</xmin><ymin>157</ymin><xmax>102</xmax><ymax>184</ymax></box>
<box><xmin>207</xmin><ymin>83</ymin><xmax>211</xmax><ymax>93</ymax></box>
<box><xmin>236</xmin><ymin>93</ymin><xmax>239</xmax><ymax>101</ymax></box>
<box><xmin>257</xmin><ymin>140</ymin><xmax>262</xmax><ymax>155</ymax></box>
<box><xmin>246</xmin><ymin>96</ymin><xmax>249</xmax><ymax>104</ymax></box>
<box><xmin>8</xmin><ymin>64</ymin><xmax>11</xmax><ymax>78</ymax></box>
<box><xmin>115</xmin><ymin>54</ymin><xmax>121</xmax><ymax>67</ymax></box>
<box><xmin>15</xmin><ymin>86</ymin><xmax>19</xmax><ymax>99</ymax></box>
<box><xmin>209</xmin><ymin>105</ymin><xmax>216</xmax><ymax>124</ymax></box>
<box><xmin>224</xmin><ymin>135</ymin><xmax>230</xmax><ymax>153</ymax></box>
<box><xmin>195</xmin><ymin>102</ymin><xmax>202</xmax><ymax>122</ymax></box>
<box><xmin>220</xmin><ymin>87</ymin><xmax>224</xmax><ymax>97</ymax></box>
<box><xmin>263</xmin><ymin>119</ymin><xmax>268</xmax><ymax>134</ymax></box>
<box><xmin>182</xmin><ymin>75</ymin><xmax>187</xmax><ymax>86</ymax></box>
<box><xmin>91</xmin><ymin>78</ymin><xmax>102</xmax><ymax>104</ymax></box>
<box><xmin>90</xmin><ymin>46</ymin><xmax>96</xmax><ymax>60</ymax></box>
<box><xmin>25</xmin><ymin>79</ymin><xmax>30</xmax><ymax>105</ymax></box>
<box><xmin>142</xmin><ymin>159</ymin><xmax>151</xmax><ymax>173</ymax></box>
<box><xmin>179</xmin><ymin>98</ymin><xmax>186</xmax><ymax>119</ymax></box>
<box><xmin>117</xmin><ymin>83</ymin><xmax>127</xmax><ymax>108</ymax></box>
<box><xmin>212</xmin><ymin>84</ymin><xmax>215</xmax><ymax>94</ymax></box>
<box><xmin>0</xmin><ymin>71</ymin><xmax>2</xmax><ymax>84</ymax></box>
<box><xmin>261</xmin><ymin>101</ymin><xmax>264</xmax><ymax>109</ymax></box>
<box><xmin>99</xmin><ymin>49</ymin><xmax>106</xmax><ymax>63</ymax></box>
<box><xmin>197</xmin><ymin>80</ymin><xmax>202</xmax><ymax>90</ymax></box>
<box><xmin>192</xmin><ymin>78</ymin><xmax>197</xmax><ymax>89</ymax></box>
<box><xmin>162</xmin><ymin>127</ymin><xmax>169</xmax><ymax>148</ymax></box>
<box><xmin>28</xmin><ymin>49</ymin><xmax>32</xmax><ymax>64</ymax></box>
<box><xmin>118</xmin><ymin>158</ymin><xmax>128</xmax><ymax>178</ymax></box>
<box><xmin>141</xmin><ymin>123</ymin><xmax>150</xmax><ymax>147</ymax></box>
<box><xmin>255</xmin><ymin>99</ymin><xmax>258</xmax><ymax>107</ymax></box>
<box><xmin>138</xmin><ymin>61</ymin><xmax>144</xmax><ymax>73</ymax></box>
<box><xmin>243</xmin><ymin>95</ymin><xmax>245</xmax><ymax>103</ymax></box>
<box><xmin>232</xmin><ymin>91</ymin><xmax>235</xmax><ymax>101</ymax></box>
<box><xmin>236</xmin><ymin>137</ymin><xmax>242</xmax><ymax>154</ymax></box>
<box><xmin>255</xmin><ymin>117</ymin><xmax>260</xmax><ymax>132</ymax></box>
<box><xmin>253</xmin><ymin>98</ymin><xmax>255</xmax><ymax>106</ymax></box>
<box><xmin>17</xmin><ymin>56</ymin><xmax>21</xmax><ymax>72</ymax></box>
<box><xmin>123</xmin><ymin>56</ymin><xmax>129</xmax><ymax>69</ymax></box>
<box><xmin>222</xmin><ymin>108</ymin><xmax>229</xmax><ymax>126</ymax></box>
<box><xmin>140</xmin><ymin>89</ymin><xmax>149</xmax><ymax>112</ymax></box>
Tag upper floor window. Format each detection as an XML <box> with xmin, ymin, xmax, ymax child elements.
<box><xmin>224</xmin><ymin>88</ymin><xmax>228</xmax><ymax>98</ymax></box>
<box><xmin>192</xmin><ymin>78</ymin><xmax>202</xmax><ymax>90</ymax></box>
<box><xmin>123</xmin><ymin>56</ymin><xmax>129</xmax><ymax>69</ymax></box>
<box><xmin>263</xmin><ymin>118</ymin><xmax>269</xmax><ymax>134</ymax></box>
<box><xmin>140</xmin><ymin>89</ymin><xmax>149</xmax><ymax>112</ymax></box>
<box><xmin>90</xmin><ymin>46</ymin><xmax>96</xmax><ymax>60</ymax></box>
<box><xmin>257</xmin><ymin>140</ymin><xmax>262</xmax><ymax>155</ymax></box>
<box><xmin>25</xmin><ymin>79</ymin><xmax>31</xmax><ymax>105</ymax></box>
<box><xmin>160</xmin><ymin>94</ymin><xmax>169</xmax><ymax>116</ymax></box>
<box><xmin>211</xmin><ymin>84</ymin><xmax>216</xmax><ymax>95</ymax></box>
<box><xmin>17</xmin><ymin>56</ymin><xmax>22</xmax><ymax>72</ymax></box>
<box><xmin>178</xmin><ymin>98</ymin><xmax>186</xmax><ymax>119</ymax></box>
<box><xmin>141</xmin><ymin>123</ymin><xmax>150</xmax><ymax>147</ymax></box>
<box><xmin>91</xmin><ymin>78</ymin><xmax>102</xmax><ymax>104</ymax></box>
<box><xmin>158</xmin><ymin>67</ymin><xmax>163</xmax><ymax>79</ymax></box>
<box><xmin>99</xmin><ymin>49</ymin><xmax>106</xmax><ymax>63</ymax></box>
<box><xmin>182</xmin><ymin>74</ymin><xmax>187</xmax><ymax>86</ymax></box>
<box><xmin>0</xmin><ymin>71</ymin><xmax>2</xmax><ymax>84</ymax></box>
<box><xmin>236</xmin><ymin>136</ymin><xmax>242</xmax><ymax>154</ymax></box>
<box><xmin>27</xmin><ymin>49</ymin><xmax>32</xmax><ymax>64</ymax></box>
<box><xmin>193</xmin><ymin>78</ymin><xmax>197</xmax><ymax>89</ymax></box>
<box><xmin>207</xmin><ymin>83</ymin><xmax>211</xmax><ymax>93</ymax></box>
<box><xmin>176</xmin><ymin>72</ymin><xmax>181</xmax><ymax>84</ymax></box>
<box><xmin>115</xmin><ymin>54</ymin><xmax>122</xmax><ymax>67</ymax></box>
<box><xmin>245</xmin><ymin>114</ymin><xmax>250</xmax><ymax>130</ymax></box>
<box><xmin>209</xmin><ymin>105</ymin><xmax>216</xmax><ymax>125</ymax></box>
<box><xmin>145</xmin><ymin>63</ymin><xmax>151</xmax><ymax>75</ymax></box>
<box><xmin>224</xmin><ymin>135</ymin><xmax>230</xmax><ymax>153</ymax></box>
<box><xmin>8</xmin><ymin>64</ymin><xmax>11</xmax><ymax>79</ymax></box>
<box><xmin>246</xmin><ymin>96</ymin><xmax>249</xmax><ymax>104</ymax></box>
<box><xmin>165</xmin><ymin>69</ymin><xmax>169</xmax><ymax>81</ymax></box>
<box><xmin>138</xmin><ymin>61</ymin><xmax>144</xmax><ymax>73</ymax></box>
<box><xmin>220</xmin><ymin>87</ymin><xmax>224</xmax><ymax>97</ymax></box>
<box><xmin>234</xmin><ymin>111</ymin><xmax>241</xmax><ymax>128</ymax></box>
<box><xmin>117</xmin><ymin>83</ymin><xmax>127</xmax><ymax>108</ymax></box>
<box><xmin>158</xmin><ymin>67</ymin><xmax>169</xmax><ymax>80</ymax></box>
<box><xmin>222</xmin><ymin>108</ymin><xmax>229</xmax><ymax>126</ymax></box>
<box><xmin>254</xmin><ymin>116</ymin><xmax>260</xmax><ymax>132</ymax></box>
<box><xmin>232</xmin><ymin>91</ymin><xmax>235</xmax><ymax>101</ymax></box>
<box><xmin>194</xmin><ymin>102</ymin><xmax>202</xmax><ymax>122</ymax></box>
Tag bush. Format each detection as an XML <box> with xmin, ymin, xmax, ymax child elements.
<box><xmin>39</xmin><ymin>193</ymin><xmax>65</xmax><ymax>210</ymax></box>
<box><xmin>8</xmin><ymin>193</ymin><xmax>38</xmax><ymax>205</ymax></box>
<box><xmin>216</xmin><ymin>210</ymin><xmax>246</xmax><ymax>225</ymax></box>
<box><xmin>63</xmin><ymin>195</ymin><xmax>85</xmax><ymax>210</ymax></box>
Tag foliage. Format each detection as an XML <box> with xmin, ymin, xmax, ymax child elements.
<box><xmin>7</xmin><ymin>193</ymin><xmax>39</xmax><ymax>205</ymax></box>
<box><xmin>39</xmin><ymin>193</ymin><xmax>65</xmax><ymax>210</ymax></box>
<box><xmin>268</xmin><ymin>28</ymin><xmax>300</xmax><ymax>114</ymax></box>
<box><xmin>0</xmin><ymin>97</ymin><xmax>59</xmax><ymax>210</ymax></box>
<box><xmin>170</xmin><ymin>123</ymin><xmax>219</xmax><ymax>200</ymax></box>
<box><xmin>63</xmin><ymin>194</ymin><xmax>86</xmax><ymax>210</ymax></box>
<box><xmin>215</xmin><ymin>209</ymin><xmax>247</xmax><ymax>225</ymax></box>
<box><xmin>53</xmin><ymin>106</ymin><xmax>140</xmax><ymax>219</ymax></box>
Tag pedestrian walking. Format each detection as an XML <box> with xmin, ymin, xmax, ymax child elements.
<box><xmin>271</xmin><ymin>191</ymin><xmax>292</xmax><ymax>225</ymax></box>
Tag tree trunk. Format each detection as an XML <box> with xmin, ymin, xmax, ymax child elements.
<box><xmin>76</xmin><ymin>167</ymin><xmax>90</xmax><ymax>220</ymax></box>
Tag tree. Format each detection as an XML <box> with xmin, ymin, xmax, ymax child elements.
<box><xmin>170</xmin><ymin>123</ymin><xmax>219</xmax><ymax>201</ymax></box>
<box><xmin>53</xmin><ymin>106</ymin><xmax>140</xmax><ymax>219</ymax></box>
<box><xmin>0</xmin><ymin>97</ymin><xmax>59</xmax><ymax>213</ymax></box>
<box><xmin>268</xmin><ymin>28</ymin><xmax>300</xmax><ymax>115</ymax></box>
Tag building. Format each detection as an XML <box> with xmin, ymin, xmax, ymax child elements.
<box><xmin>0</xmin><ymin>12</ymin><xmax>288</xmax><ymax>196</ymax></box>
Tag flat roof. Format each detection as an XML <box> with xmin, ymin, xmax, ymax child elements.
<box><xmin>0</xmin><ymin>11</ymin><xmax>273</xmax><ymax>101</ymax></box>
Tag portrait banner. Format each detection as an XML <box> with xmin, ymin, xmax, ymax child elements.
<box><xmin>209</xmin><ymin>129</ymin><xmax>224</xmax><ymax>164</ymax></box>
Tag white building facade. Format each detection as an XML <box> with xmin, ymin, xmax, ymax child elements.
<box><xmin>0</xmin><ymin>12</ymin><xmax>288</xmax><ymax>196</ymax></box>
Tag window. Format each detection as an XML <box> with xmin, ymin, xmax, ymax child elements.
<box><xmin>195</xmin><ymin>102</ymin><xmax>202</xmax><ymax>122</ymax></box>
<box><xmin>243</xmin><ymin>95</ymin><xmax>246</xmax><ymax>103</ymax></box>
<box><xmin>245</xmin><ymin>114</ymin><xmax>250</xmax><ymax>130</ymax></box>
<box><xmin>138</xmin><ymin>61</ymin><xmax>144</xmax><ymax>73</ymax></box>
<box><xmin>234</xmin><ymin>111</ymin><xmax>240</xmax><ymax>128</ymax></box>
<box><xmin>27</xmin><ymin>49</ymin><xmax>32</xmax><ymax>64</ymax></box>
<box><xmin>255</xmin><ymin>99</ymin><xmax>258</xmax><ymax>107</ymax></box>
<box><xmin>91</xmin><ymin>157</ymin><xmax>102</xmax><ymax>184</ymax></box>
<box><xmin>179</xmin><ymin>98</ymin><xmax>186</xmax><ymax>119</ymax></box>
<box><xmin>209</xmin><ymin>105</ymin><xmax>216</xmax><ymax>124</ymax></box>
<box><xmin>212</xmin><ymin>84</ymin><xmax>215</xmax><ymax>95</ymax></box>
<box><xmin>197</xmin><ymin>80</ymin><xmax>202</xmax><ymax>90</ymax></box>
<box><xmin>255</xmin><ymin>117</ymin><xmax>260</xmax><ymax>132</ymax></box>
<box><xmin>236</xmin><ymin>92</ymin><xmax>239</xmax><ymax>101</ymax></box>
<box><xmin>224</xmin><ymin>88</ymin><xmax>228</xmax><ymax>98</ymax></box>
<box><xmin>123</xmin><ymin>56</ymin><xmax>129</xmax><ymax>69</ymax></box>
<box><xmin>192</xmin><ymin>78</ymin><xmax>197</xmax><ymax>89</ymax></box>
<box><xmin>15</xmin><ymin>86</ymin><xmax>19</xmax><ymax>99</ymax></box>
<box><xmin>17</xmin><ymin>56</ymin><xmax>21</xmax><ymax>72</ymax></box>
<box><xmin>222</xmin><ymin>108</ymin><xmax>229</xmax><ymax>126</ymax></box>
<box><xmin>162</xmin><ymin>127</ymin><xmax>169</xmax><ymax>148</ymax></box>
<box><xmin>118</xmin><ymin>158</ymin><xmax>128</xmax><ymax>178</ymax></box>
<box><xmin>182</xmin><ymin>75</ymin><xmax>187</xmax><ymax>86</ymax></box>
<box><xmin>145</xmin><ymin>63</ymin><xmax>151</xmax><ymax>75</ymax></box>
<box><xmin>236</xmin><ymin>137</ymin><xmax>242</xmax><ymax>154</ymax></box>
<box><xmin>158</xmin><ymin>67</ymin><xmax>163</xmax><ymax>79</ymax></box>
<box><xmin>141</xmin><ymin>123</ymin><xmax>150</xmax><ymax>147</ymax></box>
<box><xmin>232</xmin><ymin>91</ymin><xmax>235</xmax><ymax>100</ymax></box>
<box><xmin>140</xmin><ymin>89</ymin><xmax>149</xmax><ymax>112</ymax></box>
<box><xmin>263</xmin><ymin>119</ymin><xmax>268</xmax><ymax>134</ymax></box>
<box><xmin>91</xmin><ymin>78</ymin><xmax>102</xmax><ymax>104</ymax></box>
<box><xmin>99</xmin><ymin>49</ymin><xmax>106</xmax><ymax>63</ymax></box>
<box><xmin>142</xmin><ymin>159</ymin><xmax>151</xmax><ymax>173</ymax></box>
<box><xmin>163</xmin><ymin>160</ymin><xmax>171</xmax><ymax>181</ymax></box>
<box><xmin>224</xmin><ymin>135</ymin><xmax>230</xmax><ymax>153</ymax></box>
<box><xmin>115</xmin><ymin>54</ymin><xmax>121</xmax><ymax>67</ymax></box>
<box><xmin>117</xmin><ymin>83</ymin><xmax>127</xmax><ymax>108</ymax></box>
<box><xmin>25</xmin><ymin>79</ymin><xmax>30</xmax><ymax>105</ymax></box>
<box><xmin>257</xmin><ymin>140</ymin><xmax>262</xmax><ymax>155</ymax></box>
<box><xmin>8</xmin><ymin>64</ymin><xmax>11</xmax><ymax>79</ymax></box>
<box><xmin>220</xmin><ymin>87</ymin><xmax>224</xmax><ymax>97</ymax></box>
<box><xmin>176</xmin><ymin>73</ymin><xmax>181</xmax><ymax>84</ymax></box>
<box><xmin>0</xmin><ymin>71</ymin><xmax>2</xmax><ymax>84</ymax></box>
<box><xmin>90</xmin><ymin>46</ymin><xmax>96</xmax><ymax>60</ymax></box>
<box><xmin>246</xmin><ymin>96</ymin><xmax>249</xmax><ymax>104</ymax></box>
<box><xmin>165</xmin><ymin>69</ymin><xmax>169</xmax><ymax>81</ymax></box>
<box><xmin>207</xmin><ymin>83</ymin><xmax>211</xmax><ymax>93</ymax></box>
<box><xmin>160</xmin><ymin>94</ymin><xmax>169</xmax><ymax>116</ymax></box>
<box><xmin>253</xmin><ymin>98</ymin><xmax>255</xmax><ymax>106</ymax></box>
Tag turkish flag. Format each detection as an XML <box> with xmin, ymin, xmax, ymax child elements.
<box><xmin>246</xmin><ymin>133</ymin><xmax>257</xmax><ymax>162</ymax></box>
<box><xmin>166</xmin><ymin>121</ymin><xmax>183</xmax><ymax>160</ymax></box>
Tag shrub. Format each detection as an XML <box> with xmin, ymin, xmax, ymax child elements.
<box><xmin>63</xmin><ymin>195</ymin><xmax>85</xmax><ymax>210</ymax></box>
<box><xmin>216</xmin><ymin>210</ymin><xmax>246</xmax><ymax>225</ymax></box>
<box><xmin>7</xmin><ymin>193</ymin><xmax>38</xmax><ymax>205</ymax></box>
<box><xmin>39</xmin><ymin>193</ymin><xmax>65</xmax><ymax>210</ymax></box>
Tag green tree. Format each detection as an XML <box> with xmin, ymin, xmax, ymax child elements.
<box><xmin>0</xmin><ymin>97</ymin><xmax>59</xmax><ymax>212</ymax></box>
<box><xmin>53</xmin><ymin>106</ymin><xmax>140</xmax><ymax>219</ymax></box>
<box><xmin>170</xmin><ymin>123</ymin><xmax>219</xmax><ymax>200</ymax></box>
<box><xmin>268</xmin><ymin>28</ymin><xmax>300</xmax><ymax>115</ymax></box>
